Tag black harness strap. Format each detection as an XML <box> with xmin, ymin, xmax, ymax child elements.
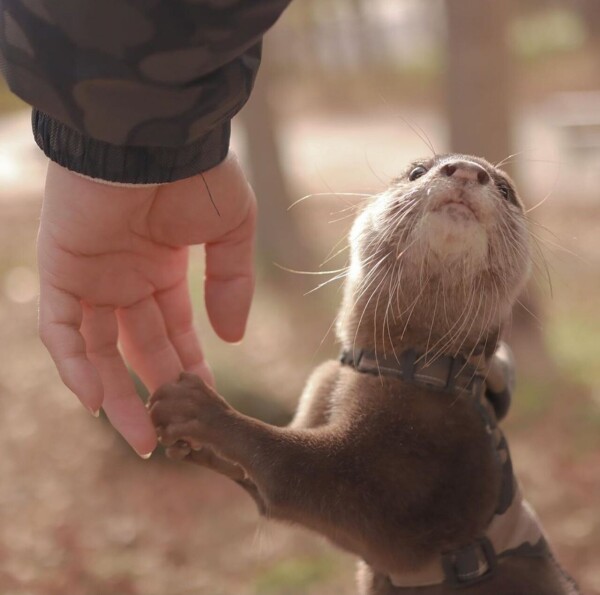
<box><xmin>339</xmin><ymin>348</ymin><xmax>483</xmax><ymax>396</ymax></box>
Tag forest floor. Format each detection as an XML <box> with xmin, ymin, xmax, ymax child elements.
<box><xmin>0</xmin><ymin>108</ymin><xmax>599</xmax><ymax>595</ymax></box>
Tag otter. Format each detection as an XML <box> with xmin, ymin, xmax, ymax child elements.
<box><xmin>149</xmin><ymin>154</ymin><xmax>578</xmax><ymax>595</ymax></box>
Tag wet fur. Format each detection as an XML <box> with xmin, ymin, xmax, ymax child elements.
<box><xmin>149</xmin><ymin>155</ymin><xmax>576</xmax><ymax>594</ymax></box>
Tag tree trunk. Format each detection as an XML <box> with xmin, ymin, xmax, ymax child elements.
<box><xmin>579</xmin><ymin>0</ymin><xmax>600</xmax><ymax>82</ymax></box>
<box><xmin>444</xmin><ymin>0</ymin><xmax>554</xmax><ymax>378</ymax></box>
<box><xmin>348</xmin><ymin>0</ymin><xmax>380</xmax><ymax>68</ymax></box>
<box><xmin>293</xmin><ymin>1</ymin><xmax>323</xmax><ymax>73</ymax></box>
<box><xmin>444</xmin><ymin>0</ymin><xmax>513</xmax><ymax>168</ymax></box>
<box><xmin>237</xmin><ymin>36</ymin><xmax>314</xmax><ymax>283</ymax></box>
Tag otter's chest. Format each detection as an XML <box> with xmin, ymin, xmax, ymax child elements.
<box><xmin>333</xmin><ymin>370</ymin><xmax>506</xmax><ymax>540</ymax></box>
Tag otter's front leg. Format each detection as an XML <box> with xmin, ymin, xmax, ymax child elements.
<box><xmin>147</xmin><ymin>372</ymin><xmax>320</xmax><ymax>513</ymax></box>
<box><xmin>148</xmin><ymin>373</ymin><xmax>364</xmax><ymax>551</ymax></box>
<box><xmin>147</xmin><ymin>373</ymin><xmax>265</xmax><ymax>511</ymax></box>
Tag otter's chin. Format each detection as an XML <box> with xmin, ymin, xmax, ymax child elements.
<box><xmin>420</xmin><ymin>210</ymin><xmax>488</xmax><ymax>265</ymax></box>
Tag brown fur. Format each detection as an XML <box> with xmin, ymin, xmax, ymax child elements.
<box><xmin>149</xmin><ymin>155</ymin><xmax>576</xmax><ymax>594</ymax></box>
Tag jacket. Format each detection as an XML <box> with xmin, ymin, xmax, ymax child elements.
<box><xmin>0</xmin><ymin>0</ymin><xmax>292</xmax><ymax>183</ymax></box>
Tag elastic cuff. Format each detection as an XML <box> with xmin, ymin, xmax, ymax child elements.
<box><xmin>32</xmin><ymin>110</ymin><xmax>230</xmax><ymax>184</ymax></box>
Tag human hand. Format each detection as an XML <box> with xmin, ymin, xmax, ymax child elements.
<box><xmin>37</xmin><ymin>153</ymin><xmax>256</xmax><ymax>457</ymax></box>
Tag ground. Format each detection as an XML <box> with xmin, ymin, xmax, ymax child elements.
<box><xmin>0</xmin><ymin>108</ymin><xmax>599</xmax><ymax>595</ymax></box>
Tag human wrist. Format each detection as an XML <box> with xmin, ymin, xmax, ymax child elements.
<box><xmin>69</xmin><ymin>171</ymin><xmax>161</xmax><ymax>189</ymax></box>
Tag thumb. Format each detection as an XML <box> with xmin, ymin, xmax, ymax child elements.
<box><xmin>204</xmin><ymin>200</ymin><xmax>256</xmax><ymax>343</ymax></box>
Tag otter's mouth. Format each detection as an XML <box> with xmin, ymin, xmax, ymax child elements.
<box><xmin>433</xmin><ymin>197</ymin><xmax>479</xmax><ymax>222</ymax></box>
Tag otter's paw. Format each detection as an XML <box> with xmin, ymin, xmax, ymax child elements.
<box><xmin>148</xmin><ymin>372</ymin><xmax>230</xmax><ymax>451</ymax></box>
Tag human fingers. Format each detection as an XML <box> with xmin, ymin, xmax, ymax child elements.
<box><xmin>116</xmin><ymin>296</ymin><xmax>183</xmax><ymax>393</ymax></box>
<box><xmin>204</xmin><ymin>200</ymin><xmax>256</xmax><ymax>343</ymax></box>
<box><xmin>38</xmin><ymin>282</ymin><xmax>103</xmax><ymax>416</ymax></box>
<box><xmin>82</xmin><ymin>305</ymin><xmax>156</xmax><ymax>457</ymax></box>
<box><xmin>154</xmin><ymin>279</ymin><xmax>214</xmax><ymax>386</ymax></box>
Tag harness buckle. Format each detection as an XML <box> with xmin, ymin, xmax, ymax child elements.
<box><xmin>400</xmin><ymin>349</ymin><xmax>417</xmax><ymax>381</ymax></box>
<box><xmin>339</xmin><ymin>349</ymin><xmax>363</xmax><ymax>368</ymax></box>
<box><xmin>445</xmin><ymin>356</ymin><xmax>463</xmax><ymax>392</ymax></box>
<box><xmin>469</xmin><ymin>374</ymin><xmax>486</xmax><ymax>399</ymax></box>
<box><xmin>441</xmin><ymin>537</ymin><xmax>497</xmax><ymax>588</ymax></box>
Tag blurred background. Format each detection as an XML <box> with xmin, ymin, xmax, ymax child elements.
<box><xmin>1</xmin><ymin>0</ymin><xmax>599</xmax><ymax>593</ymax></box>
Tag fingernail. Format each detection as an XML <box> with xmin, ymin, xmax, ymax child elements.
<box><xmin>87</xmin><ymin>406</ymin><xmax>100</xmax><ymax>418</ymax></box>
<box><xmin>138</xmin><ymin>451</ymin><xmax>153</xmax><ymax>460</ymax></box>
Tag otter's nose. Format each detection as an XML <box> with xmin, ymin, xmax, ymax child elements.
<box><xmin>440</xmin><ymin>160</ymin><xmax>490</xmax><ymax>185</ymax></box>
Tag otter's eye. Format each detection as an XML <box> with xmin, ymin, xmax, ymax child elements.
<box><xmin>408</xmin><ymin>166</ymin><xmax>428</xmax><ymax>181</ymax></box>
<box><xmin>497</xmin><ymin>181</ymin><xmax>510</xmax><ymax>200</ymax></box>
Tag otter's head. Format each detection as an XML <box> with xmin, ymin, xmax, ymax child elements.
<box><xmin>337</xmin><ymin>154</ymin><xmax>531</xmax><ymax>357</ymax></box>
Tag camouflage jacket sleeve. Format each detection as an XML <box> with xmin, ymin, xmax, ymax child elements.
<box><xmin>0</xmin><ymin>0</ymin><xmax>291</xmax><ymax>183</ymax></box>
